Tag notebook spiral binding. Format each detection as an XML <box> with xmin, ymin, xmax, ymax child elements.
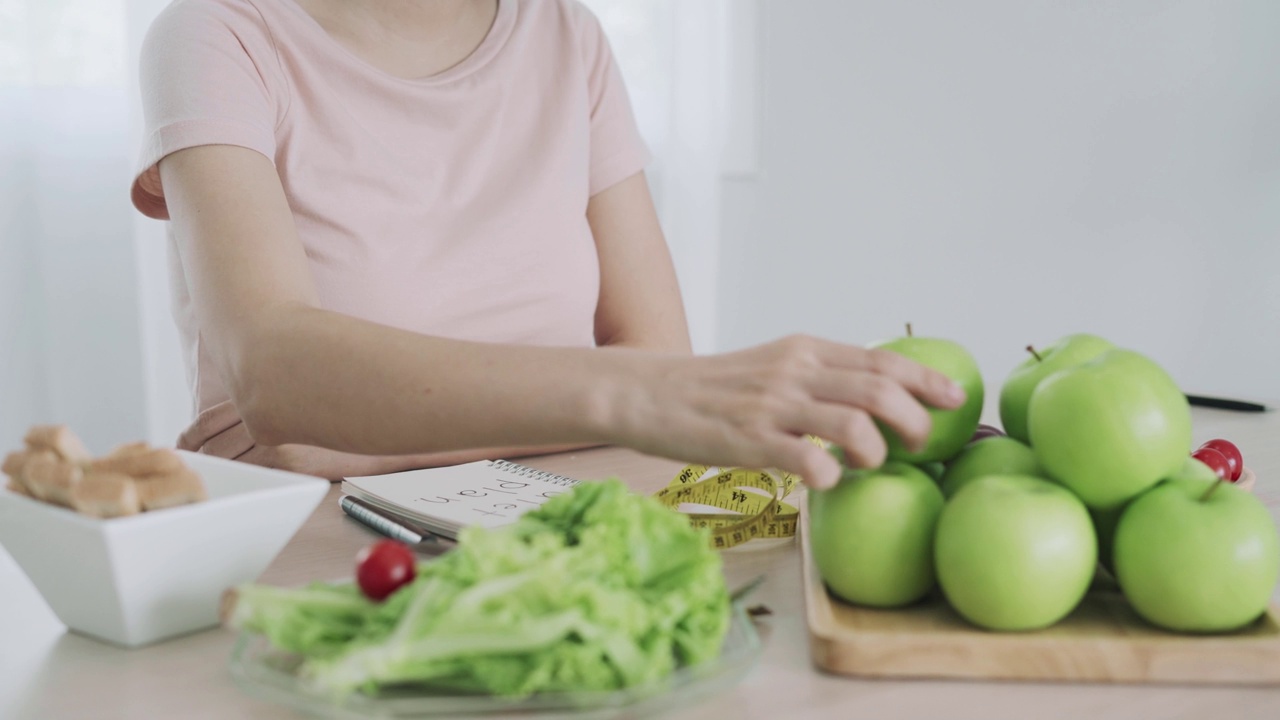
<box><xmin>486</xmin><ymin>459</ymin><xmax>580</xmax><ymax>487</ymax></box>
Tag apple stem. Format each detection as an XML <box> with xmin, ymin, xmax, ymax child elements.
<box><xmin>1200</xmin><ymin>478</ymin><xmax>1225</xmax><ymax>502</ymax></box>
<box><xmin>906</xmin><ymin>323</ymin><xmax>914</xmax><ymax>338</ymax></box>
<box><xmin>1026</xmin><ymin>345</ymin><xmax>1043</xmax><ymax>363</ymax></box>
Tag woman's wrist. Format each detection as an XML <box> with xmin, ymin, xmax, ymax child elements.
<box><xmin>576</xmin><ymin>346</ymin><xmax>664</xmax><ymax>451</ymax></box>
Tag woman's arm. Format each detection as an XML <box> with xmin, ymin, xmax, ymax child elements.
<box><xmin>587</xmin><ymin>172</ymin><xmax>692</xmax><ymax>353</ymax></box>
<box><xmin>161</xmin><ymin>145</ymin><xmax>964</xmax><ymax>488</ymax></box>
<box><xmin>162</xmin><ymin>145</ymin><xmax>627</xmax><ymax>456</ymax></box>
<box><xmin>188</xmin><ymin>172</ymin><xmax>682</xmax><ymax>479</ymax></box>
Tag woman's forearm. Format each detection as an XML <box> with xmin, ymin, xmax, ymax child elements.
<box><xmin>236</xmin><ymin>305</ymin><xmax>651</xmax><ymax>455</ymax></box>
<box><xmin>232</xmin><ymin>309</ymin><xmax>689</xmax><ymax>478</ymax></box>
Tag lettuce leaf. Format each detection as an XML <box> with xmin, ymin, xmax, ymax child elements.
<box><xmin>228</xmin><ymin>479</ymin><xmax>730</xmax><ymax>697</ymax></box>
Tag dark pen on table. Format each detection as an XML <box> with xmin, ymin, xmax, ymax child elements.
<box><xmin>339</xmin><ymin>495</ymin><xmax>456</xmax><ymax>553</ymax></box>
<box><xmin>1185</xmin><ymin>394</ymin><xmax>1271</xmax><ymax>413</ymax></box>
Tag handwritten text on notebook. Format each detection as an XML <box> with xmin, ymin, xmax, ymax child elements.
<box><xmin>414</xmin><ymin>479</ymin><xmax>566</xmax><ymax>519</ymax></box>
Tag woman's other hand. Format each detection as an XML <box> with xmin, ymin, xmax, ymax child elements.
<box><xmin>609</xmin><ymin>335</ymin><xmax>966</xmax><ymax>490</ymax></box>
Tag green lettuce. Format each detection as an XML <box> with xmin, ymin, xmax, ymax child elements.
<box><xmin>228</xmin><ymin>479</ymin><xmax>730</xmax><ymax>697</ymax></box>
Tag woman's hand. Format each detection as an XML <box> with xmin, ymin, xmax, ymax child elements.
<box><xmin>609</xmin><ymin>335</ymin><xmax>966</xmax><ymax>490</ymax></box>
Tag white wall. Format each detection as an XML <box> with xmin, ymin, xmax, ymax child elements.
<box><xmin>0</xmin><ymin>85</ymin><xmax>153</xmax><ymax>455</ymax></box>
<box><xmin>586</xmin><ymin>0</ymin><xmax>729</xmax><ymax>354</ymax></box>
<box><xmin>0</xmin><ymin>90</ymin><xmax>49</xmax><ymax>448</ymax></box>
<box><xmin>0</xmin><ymin>1</ymin><xmax>176</xmax><ymax>456</ymax></box>
<box><xmin>718</xmin><ymin>1</ymin><xmax>1280</xmax><ymax>413</ymax></box>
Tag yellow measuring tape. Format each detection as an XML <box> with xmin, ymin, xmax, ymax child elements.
<box><xmin>653</xmin><ymin>438</ymin><xmax>824</xmax><ymax>550</ymax></box>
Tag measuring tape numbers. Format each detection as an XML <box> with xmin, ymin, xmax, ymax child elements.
<box><xmin>654</xmin><ymin>437</ymin><xmax>825</xmax><ymax>549</ymax></box>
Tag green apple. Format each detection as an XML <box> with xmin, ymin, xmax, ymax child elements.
<box><xmin>1090</xmin><ymin>504</ymin><xmax>1124</xmax><ymax>577</ymax></box>
<box><xmin>998</xmin><ymin>333</ymin><xmax>1111</xmax><ymax>443</ymax></box>
<box><xmin>917</xmin><ymin>461</ymin><xmax>946</xmax><ymax>482</ymax></box>
<box><xmin>808</xmin><ymin>462</ymin><xmax>944</xmax><ymax>608</ymax></box>
<box><xmin>1028</xmin><ymin>349</ymin><xmax>1191</xmax><ymax>511</ymax></box>
<box><xmin>869</xmin><ymin>329</ymin><xmax>983</xmax><ymax>464</ymax></box>
<box><xmin>939</xmin><ymin>436</ymin><xmax>1043</xmax><ymax>498</ymax></box>
<box><xmin>1094</xmin><ymin>457</ymin><xmax>1219</xmax><ymax>574</ymax></box>
<box><xmin>998</xmin><ymin>333</ymin><xmax>1113</xmax><ymax>444</ymax></box>
<box><xmin>935</xmin><ymin>474</ymin><xmax>1096</xmax><ymax>631</ymax></box>
<box><xmin>1114</xmin><ymin>477</ymin><xmax>1280</xmax><ymax>633</ymax></box>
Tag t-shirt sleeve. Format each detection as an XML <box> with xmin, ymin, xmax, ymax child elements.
<box><xmin>131</xmin><ymin>0</ymin><xmax>284</xmax><ymax>220</ymax></box>
<box><xmin>574</xmin><ymin>5</ymin><xmax>651</xmax><ymax>196</ymax></box>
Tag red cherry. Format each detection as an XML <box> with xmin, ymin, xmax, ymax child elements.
<box><xmin>1198</xmin><ymin>438</ymin><xmax>1243</xmax><ymax>481</ymax></box>
<box><xmin>355</xmin><ymin>540</ymin><xmax>417</xmax><ymax>601</ymax></box>
<box><xmin>1191</xmin><ymin>447</ymin><xmax>1232</xmax><ymax>481</ymax></box>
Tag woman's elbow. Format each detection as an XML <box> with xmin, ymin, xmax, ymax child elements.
<box><xmin>237</xmin><ymin>401</ymin><xmax>290</xmax><ymax>448</ymax></box>
<box><xmin>223</xmin><ymin>350</ymin><xmax>293</xmax><ymax>448</ymax></box>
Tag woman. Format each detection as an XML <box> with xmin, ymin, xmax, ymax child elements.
<box><xmin>131</xmin><ymin>0</ymin><xmax>964</xmax><ymax>488</ymax></box>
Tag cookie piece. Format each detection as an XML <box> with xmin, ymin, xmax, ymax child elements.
<box><xmin>71</xmin><ymin>472</ymin><xmax>142</xmax><ymax>518</ymax></box>
<box><xmin>22</xmin><ymin>450</ymin><xmax>83</xmax><ymax>506</ymax></box>
<box><xmin>23</xmin><ymin>425</ymin><xmax>91</xmax><ymax>464</ymax></box>
<box><xmin>90</xmin><ymin>445</ymin><xmax>185</xmax><ymax>479</ymax></box>
<box><xmin>2</xmin><ymin>450</ymin><xmax>30</xmax><ymax>479</ymax></box>
<box><xmin>134</xmin><ymin>468</ymin><xmax>208</xmax><ymax>511</ymax></box>
<box><xmin>6</xmin><ymin>476</ymin><xmax>33</xmax><ymax>497</ymax></box>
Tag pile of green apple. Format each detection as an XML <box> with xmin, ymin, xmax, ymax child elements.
<box><xmin>809</xmin><ymin>330</ymin><xmax>1279</xmax><ymax>633</ymax></box>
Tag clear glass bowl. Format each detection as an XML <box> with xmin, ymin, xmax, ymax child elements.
<box><xmin>228</xmin><ymin>603</ymin><xmax>762</xmax><ymax>719</ymax></box>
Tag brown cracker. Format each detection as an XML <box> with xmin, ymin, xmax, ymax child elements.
<box><xmin>23</xmin><ymin>425</ymin><xmax>91</xmax><ymax>464</ymax></box>
<box><xmin>90</xmin><ymin>446</ymin><xmax>185</xmax><ymax>479</ymax></box>
<box><xmin>134</xmin><ymin>468</ymin><xmax>208</xmax><ymax>511</ymax></box>
<box><xmin>6</xmin><ymin>476</ymin><xmax>33</xmax><ymax>497</ymax></box>
<box><xmin>2</xmin><ymin>450</ymin><xmax>30</xmax><ymax>479</ymax></box>
<box><xmin>22</xmin><ymin>450</ymin><xmax>83</xmax><ymax>507</ymax></box>
<box><xmin>105</xmin><ymin>441</ymin><xmax>149</xmax><ymax>458</ymax></box>
<box><xmin>70</xmin><ymin>471</ymin><xmax>141</xmax><ymax>518</ymax></box>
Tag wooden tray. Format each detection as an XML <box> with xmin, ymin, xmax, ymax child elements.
<box><xmin>799</xmin><ymin>483</ymin><xmax>1280</xmax><ymax>686</ymax></box>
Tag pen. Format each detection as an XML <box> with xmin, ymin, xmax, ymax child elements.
<box><xmin>339</xmin><ymin>495</ymin><xmax>455</xmax><ymax>550</ymax></box>
<box><xmin>1185</xmin><ymin>394</ymin><xmax>1271</xmax><ymax>413</ymax></box>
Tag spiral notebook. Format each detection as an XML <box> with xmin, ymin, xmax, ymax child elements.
<box><xmin>340</xmin><ymin>459</ymin><xmax>581</xmax><ymax>540</ymax></box>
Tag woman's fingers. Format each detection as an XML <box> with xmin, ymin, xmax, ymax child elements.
<box><xmin>640</xmin><ymin>335</ymin><xmax>972</xmax><ymax>490</ymax></box>
<box><xmin>781</xmin><ymin>400</ymin><xmax>888</xmax><ymax>470</ymax></box>
<box><xmin>196</xmin><ymin>416</ymin><xmax>256</xmax><ymax>459</ymax></box>
<box><xmin>865</xmin><ymin>348</ymin><xmax>967</xmax><ymax>410</ymax></box>
<box><xmin>805</xmin><ymin>369</ymin><xmax>932</xmax><ymax>453</ymax></box>
<box><xmin>761</xmin><ymin>433</ymin><xmax>842</xmax><ymax>490</ymax></box>
<box><xmin>814</xmin><ymin>340</ymin><xmax>966</xmax><ymax>410</ymax></box>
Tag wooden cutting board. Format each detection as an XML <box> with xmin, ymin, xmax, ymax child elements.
<box><xmin>799</xmin><ymin>500</ymin><xmax>1280</xmax><ymax>685</ymax></box>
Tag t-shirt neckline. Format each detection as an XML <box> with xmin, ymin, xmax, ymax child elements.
<box><xmin>276</xmin><ymin>0</ymin><xmax>517</xmax><ymax>86</ymax></box>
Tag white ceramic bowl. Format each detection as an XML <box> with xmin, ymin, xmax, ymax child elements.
<box><xmin>0</xmin><ymin>451</ymin><xmax>328</xmax><ymax>648</ymax></box>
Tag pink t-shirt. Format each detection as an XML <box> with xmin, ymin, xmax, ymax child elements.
<box><xmin>131</xmin><ymin>0</ymin><xmax>649</xmax><ymax>464</ymax></box>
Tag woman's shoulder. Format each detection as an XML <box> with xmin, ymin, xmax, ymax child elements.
<box><xmin>519</xmin><ymin>0</ymin><xmax>607</xmax><ymax>36</ymax></box>
<box><xmin>516</xmin><ymin>0</ymin><xmax>614</xmax><ymax>64</ymax></box>
<box><xmin>140</xmin><ymin>0</ymin><xmax>293</xmax><ymax>95</ymax></box>
<box><xmin>145</xmin><ymin>0</ymin><xmax>281</xmax><ymax>54</ymax></box>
